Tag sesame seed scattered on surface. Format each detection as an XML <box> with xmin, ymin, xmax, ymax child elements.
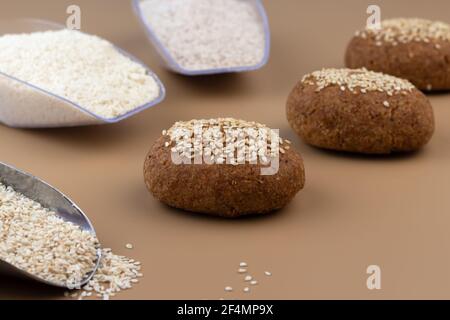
<box><xmin>244</xmin><ymin>275</ymin><xmax>252</xmax><ymax>282</ymax></box>
<box><xmin>383</xmin><ymin>101</ymin><xmax>390</xmax><ymax>107</ymax></box>
<box><xmin>125</xmin><ymin>243</ymin><xmax>134</xmax><ymax>250</ymax></box>
<box><xmin>357</xmin><ymin>18</ymin><xmax>450</xmax><ymax>44</ymax></box>
<box><xmin>265</xmin><ymin>271</ymin><xmax>272</xmax><ymax>276</ymax></box>
<box><xmin>243</xmin><ymin>287</ymin><xmax>250</xmax><ymax>293</ymax></box>
<box><xmin>225</xmin><ymin>286</ymin><xmax>233</xmax><ymax>292</ymax></box>
<box><xmin>238</xmin><ymin>268</ymin><xmax>247</xmax><ymax>274</ymax></box>
<box><xmin>240</xmin><ymin>262</ymin><xmax>248</xmax><ymax>267</ymax></box>
<box><xmin>250</xmin><ymin>280</ymin><xmax>258</xmax><ymax>286</ymax></box>
<box><xmin>302</xmin><ymin>68</ymin><xmax>415</xmax><ymax>95</ymax></box>
<box><xmin>73</xmin><ymin>248</ymin><xmax>143</xmax><ymax>300</ymax></box>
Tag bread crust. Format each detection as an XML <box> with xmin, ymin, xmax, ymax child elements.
<box><xmin>287</xmin><ymin>81</ymin><xmax>435</xmax><ymax>154</ymax></box>
<box><xmin>144</xmin><ymin>136</ymin><xmax>306</xmax><ymax>218</ymax></box>
<box><xmin>346</xmin><ymin>32</ymin><xmax>450</xmax><ymax>91</ymax></box>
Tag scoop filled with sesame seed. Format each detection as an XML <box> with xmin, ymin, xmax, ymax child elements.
<box><xmin>0</xmin><ymin>162</ymin><xmax>103</xmax><ymax>289</ymax></box>
<box><xmin>144</xmin><ymin>118</ymin><xmax>305</xmax><ymax>218</ymax></box>
<box><xmin>287</xmin><ymin>68</ymin><xmax>434</xmax><ymax>154</ymax></box>
<box><xmin>346</xmin><ymin>18</ymin><xmax>450</xmax><ymax>91</ymax></box>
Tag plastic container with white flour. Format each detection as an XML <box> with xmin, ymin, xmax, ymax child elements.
<box><xmin>0</xmin><ymin>19</ymin><xmax>166</xmax><ymax>128</ymax></box>
<box><xmin>133</xmin><ymin>0</ymin><xmax>271</xmax><ymax>75</ymax></box>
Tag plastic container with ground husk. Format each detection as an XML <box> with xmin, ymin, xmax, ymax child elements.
<box><xmin>132</xmin><ymin>0</ymin><xmax>271</xmax><ymax>76</ymax></box>
<box><xmin>0</xmin><ymin>19</ymin><xmax>166</xmax><ymax>128</ymax></box>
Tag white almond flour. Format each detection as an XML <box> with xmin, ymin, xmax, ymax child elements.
<box><xmin>139</xmin><ymin>0</ymin><xmax>266</xmax><ymax>71</ymax></box>
<box><xmin>0</xmin><ymin>29</ymin><xmax>160</xmax><ymax>119</ymax></box>
<box><xmin>0</xmin><ymin>183</ymin><xmax>98</xmax><ymax>287</ymax></box>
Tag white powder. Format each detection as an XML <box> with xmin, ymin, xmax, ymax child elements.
<box><xmin>0</xmin><ymin>29</ymin><xmax>160</xmax><ymax>119</ymax></box>
<box><xmin>139</xmin><ymin>0</ymin><xmax>266</xmax><ymax>71</ymax></box>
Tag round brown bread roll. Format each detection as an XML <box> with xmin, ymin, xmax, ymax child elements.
<box><xmin>286</xmin><ymin>68</ymin><xmax>434</xmax><ymax>154</ymax></box>
<box><xmin>346</xmin><ymin>18</ymin><xmax>450</xmax><ymax>91</ymax></box>
<box><xmin>144</xmin><ymin>118</ymin><xmax>305</xmax><ymax>218</ymax></box>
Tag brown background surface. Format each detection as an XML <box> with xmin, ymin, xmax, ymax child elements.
<box><xmin>1</xmin><ymin>0</ymin><xmax>450</xmax><ymax>300</ymax></box>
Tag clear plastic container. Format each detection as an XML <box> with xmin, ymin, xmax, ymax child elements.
<box><xmin>0</xmin><ymin>19</ymin><xmax>166</xmax><ymax>128</ymax></box>
<box><xmin>132</xmin><ymin>0</ymin><xmax>271</xmax><ymax>76</ymax></box>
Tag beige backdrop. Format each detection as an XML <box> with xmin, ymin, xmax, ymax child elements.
<box><xmin>1</xmin><ymin>0</ymin><xmax>450</xmax><ymax>300</ymax></box>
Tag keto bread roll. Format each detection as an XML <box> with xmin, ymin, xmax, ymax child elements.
<box><xmin>144</xmin><ymin>118</ymin><xmax>305</xmax><ymax>218</ymax></box>
<box><xmin>287</xmin><ymin>68</ymin><xmax>434</xmax><ymax>154</ymax></box>
<box><xmin>346</xmin><ymin>18</ymin><xmax>450</xmax><ymax>91</ymax></box>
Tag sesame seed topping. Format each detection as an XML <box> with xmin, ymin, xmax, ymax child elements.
<box><xmin>383</xmin><ymin>101</ymin><xmax>390</xmax><ymax>107</ymax></box>
<box><xmin>265</xmin><ymin>271</ymin><xmax>272</xmax><ymax>276</ymax></box>
<box><xmin>250</xmin><ymin>280</ymin><xmax>258</xmax><ymax>285</ymax></box>
<box><xmin>357</xmin><ymin>18</ymin><xmax>450</xmax><ymax>44</ymax></box>
<box><xmin>302</xmin><ymin>68</ymin><xmax>414</xmax><ymax>95</ymax></box>
<box><xmin>164</xmin><ymin>118</ymin><xmax>284</xmax><ymax>164</ymax></box>
<box><xmin>243</xmin><ymin>287</ymin><xmax>250</xmax><ymax>293</ymax></box>
<box><xmin>238</xmin><ymin>268</ymin><xmax>247</xmax><ymax>274</ymax></box>
<box><xmin>240</xmin><ymin>262</ymin><xmax>248</xmax><ymax>267</ymax></box>
<box><xmin>225</xmin><ymin>286</ymin><xmax>233</xmax><ymax>292</ymax></box>
<box><xmin>244</xmin><ymin>275</ymin><xmax>253</xmax><ymax>281</ymax></box>
<box><xmin>125</xmin><ymin>243</ymin><xmax>134</xmax><ymax>249</ymax></box>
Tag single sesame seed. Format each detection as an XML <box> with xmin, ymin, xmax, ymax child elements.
<box><xmin>125</xmin><ymin>243</ymin><xmax>134</xmax><ymax>249</ymax></box>
<box><xmin>225</xmin><ymin>286</ymin><xmax>233</xmax><ymax>292</ymax></box>
<box><xmin>244</xmin><ymin>275</ymin><xmax>252</xmax><ymax>281</ymax></box>
<box><xmin>250</xmin><ymin>280</ymin><xmax>258</xmax><ymax>286</ymax></box>
<box><xmin>238</xmin><ymin>268</ymin><xmax>247</xmax><ymax>274</ymax></box>
<box><xmin>383</xmin><ymin>101</ymin><xmax>390</xmax><ymax>107</ymax></box>
<box><xmin>243</xmin><ymin>287</ymin><xmax>250</xmax><ymax>293</ymax></box>
<box><xmin>265</xmin><ymin>271</ymin><xmax>272</xmax><ymax>276</ymax></box>
<box><xmin>239</xmin><ymin>262</ymin><xmax>248</xmax><ymax>267</ymax></box>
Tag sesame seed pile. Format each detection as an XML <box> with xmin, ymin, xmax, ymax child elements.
<box><xmin>302</xmin><ymin>68</ymin><xmax>415</xmax><ymax>96</ymax></box>
<box><xmin>0</xmin><ymin>183</ymin><xmax>99</xmax><ymax>288</ymax></box>
<box><xmin>70</xmin><ymin>248</ymin><xmax>143</xmax><ymax>300</ymax></box>
<box><xmin>356</xmin><ymin>18</ymin><xmax>450</xmax><ymax>46</ymax></box>
<box><xmin>163</xmin><ymin>118</ymin><xmax>291</xmax><ymax>165</ymax></box>
<box><xmin>0</xmin><ymin>29</ymin><xmax>160</xmax><ymax>119</ymax></box>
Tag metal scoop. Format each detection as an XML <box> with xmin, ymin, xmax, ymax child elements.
<box><xmin>0</xmin><ymin>162</ymin><xmax>101</xmax><ymax>289</ymax></box>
